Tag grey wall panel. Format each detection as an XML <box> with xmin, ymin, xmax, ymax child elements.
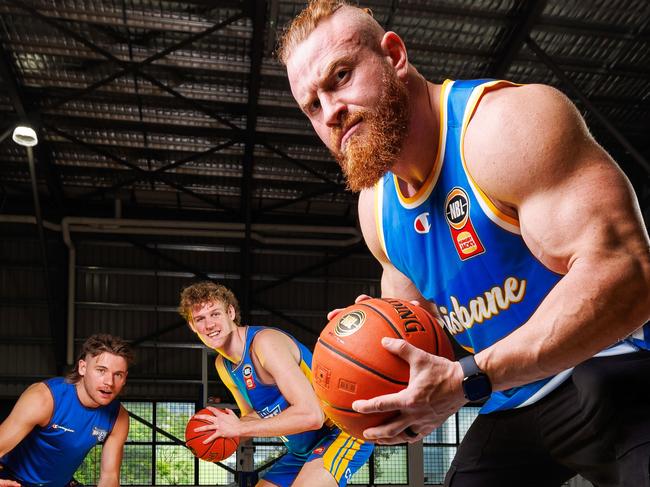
<box><xmin>0</xmin><ymin>267</ymin><xmax>47</xmax><ymax>301</ymax></box>
<box><xmin>132</xmin><ymin>347</ymin><xmax>202</xmax><ymax>378</ymax></box>
<box><xmin>0</xmin><ymin>305</ymin><xmax>50</xmax><ymax>338</ymax></box>
<box><xmin>75</xmin><ymin>309</ymin><xmax>192</xmax><ymax>342</ymax></box>
<box><xmin>0</xmin><ymin>344</ymin><xmax>56</xmax><ymax>377</ymax></box>
<box><xmin>76</xmin><ymin>242</ymin><xmax>159</xmax><ymax>269</ymax></box>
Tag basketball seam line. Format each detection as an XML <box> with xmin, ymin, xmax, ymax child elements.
<box><xmin>357</xmin><ymin>302</ymin><xmax>403</xmax><ymax>339</ymax></box>
<box><xmin>316</xmin><ymin>338</ymin><xmax>408</xmax><ymax>386</ymax></box>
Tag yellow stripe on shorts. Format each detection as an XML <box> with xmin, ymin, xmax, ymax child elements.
<box><xmin>324</xmin><ymin>432</ymin><xmax>364</xmax><ymax>481</ymax></box>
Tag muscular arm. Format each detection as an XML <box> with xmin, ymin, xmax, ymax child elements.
<box><xmin>208</xmin><ymin>331</ymin><xmax>324</xmax><ymax>439</ymax></box>
<box><xmin>465</xmin><ymin>84</ymin><xmax>650</xmax><ymax>389</ymax></box>
<box><xmin>353</xmin><ymin>85</ymin><xmax>650</xmax><ymax>443</ymax></box>
<box><xmin>0</xmin><ymin>383</ymin><xmax>53</xmax><ymax>457</ymax></box>
<box><xmin>237</xmin><ymin>330</ymin><xmax>324</xmax><ymax>437</ymax></box>
<box><xmin>97</xmin><ymin>405</ymin><xmax>129</xmax><ymax>487</ymax></box>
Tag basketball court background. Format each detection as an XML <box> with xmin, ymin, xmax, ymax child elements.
<box><xmin>0</xmin><ymin>0</ymin><xmax>648</xmax><ymax>485</ymax></box>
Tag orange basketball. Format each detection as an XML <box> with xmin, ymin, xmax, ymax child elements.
<box><xmin>185</xmin><ymin>408</ymin><xmax>239</xmax><ymax>462</ymax></box>
<box><xmin>312</xmin><ymin>298</ymin><xmax>454</xmax><ymax>439</ymax></box>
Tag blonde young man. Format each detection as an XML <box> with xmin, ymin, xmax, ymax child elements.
<box><xmin>179</xmin><ymin>281</ymin><xmax>373</xmax><ymax>487</ymax></box>
<box><xmin>278</xmin><ymin>1</ymin><xmax>650</xmax><ymax>486</ymax></box>
<box><xmin>0</xmin><ymin>334</ymin><xmax>133</xmax><ymax>487</ymax></box>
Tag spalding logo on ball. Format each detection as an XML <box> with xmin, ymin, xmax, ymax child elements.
<box><xmin>312</xmin><ymin>298</ymin><xmax>454</xmax><ymax>439</ymax></box>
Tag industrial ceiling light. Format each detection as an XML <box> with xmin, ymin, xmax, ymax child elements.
<box><xmin>12</xmin><ymin>125</ymin><xmax>38</xmax><ymax>147</ymax></box>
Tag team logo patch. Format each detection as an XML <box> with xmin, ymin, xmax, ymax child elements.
<box><xmin>444</xmin><ymin>187</ymin><xmax>485</xmax><ymax>260</ymax></box>
<box><xmin>92</xmin><ymin>426</ymin><xmax>108</xmax><ymax>442</ymax></box>
<box><xmin>243</xmin><ymin>364</ymin><xmax>256</xmax><ymax>390</ymax></box>
<box><xmin>335</xmin><ymin>310</ymin><xmax>366</xmax><ymax>337</ymax></box>
<box><xmin>312</xmin><ymin>446</ymin><xmax>325</xmax><ymax>455</ymax></box>
<box><xmin>414</xmin><ymin>212</ymin><xmax>431</xmax><ymax>234</ymax></box>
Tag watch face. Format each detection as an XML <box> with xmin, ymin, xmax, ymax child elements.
<box><xmin>463</xmin><ymin>374</ymin><xmax>492</xmax><ymax>401</ymax></box>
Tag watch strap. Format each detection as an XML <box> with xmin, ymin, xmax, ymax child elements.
<box><xmin>458</xmin><ymin>354</ymin><xmax>482</xmax><ymax>378</ymax></box>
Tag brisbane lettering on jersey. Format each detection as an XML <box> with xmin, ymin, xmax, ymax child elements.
<box><xmin>433</xmin><ymin>276</ymin><xmax>527</xmax><ymax>335</ymax></box>
<box><xmin>259</xmin><ymin>404</ymin><xmax>282</xmax><ymax>418</ymax></box>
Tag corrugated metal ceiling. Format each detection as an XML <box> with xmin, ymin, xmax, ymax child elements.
<box><xmin>0</xmin><ymin>0</ymin><xmax>647</xmax><ymax>226</ymax></box>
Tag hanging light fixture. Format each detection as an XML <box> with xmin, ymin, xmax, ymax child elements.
<box><xmin>12</xmin><ymin>125</ymin><xmax>38</xmax><ymax>147</ymax></box>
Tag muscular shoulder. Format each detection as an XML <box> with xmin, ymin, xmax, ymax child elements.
<box><xmin>358</xmin><ymin>186</ymin><xmax>388</xmax><ymax>263</ymax></box>
<box><xmin>464</xmin><ymin>83</ymin><xmax>594</xmax><ymax>206</ymax></box>
<box><xmin>18</xmin><ymin>382</ymin><xmax>54</xmax><ymax>427</ymax></box>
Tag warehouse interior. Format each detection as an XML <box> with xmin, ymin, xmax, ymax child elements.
<box><xmin>0</xmin><ymin>0</ymin><xmax>648</xmax><ymax>485</ymax></box>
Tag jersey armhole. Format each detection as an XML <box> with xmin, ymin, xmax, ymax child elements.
<box><xmin>460</xmin><ymin>80</ymin><xmax>522</xmax><ymax>234</ymax></box>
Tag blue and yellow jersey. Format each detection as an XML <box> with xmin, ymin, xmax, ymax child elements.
<box><xmin>376</xmin><ymin>79</ymin><xmax>640</xmax><ymax>413</ymax></box>
<box><xmin>216</xmin><ymin>326</ymin><xmax>336</xmax><ymax>457</ymax></box>
<box><xmin>1</xmin><ymin>377</ymin><xmax>120</xmax><ymax>487</ymax></box>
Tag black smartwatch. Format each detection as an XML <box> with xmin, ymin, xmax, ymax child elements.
<box><xmin>458</xmin><ymin>355</ymin><xmax>492</xmax><ymax>401</ymax></box>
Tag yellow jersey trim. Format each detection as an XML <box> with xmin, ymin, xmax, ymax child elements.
<box><xmin>460</xmin><ymin>80</ymin><xmax>521</xmax><ymax>234</ymax></box>
<box><xmin>393</xmin><ymin>79</ymin><xmax>454</xmax><ymax>209</ymax></box>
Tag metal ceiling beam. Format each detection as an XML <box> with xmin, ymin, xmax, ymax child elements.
<box><xmin>0</xmin><ymin>35</ymin><xmax>67</xmax><ymax>373</ymax></box>
<box><xmin>74</xmin><ymin>139</ymin><xmax>238</xmax><ymax>202</ymax></box>
<box><xmin>489</xmin><ymin>0</ymin><xmax>547</xmax><ymax>78</ymax></box>
<box><xmin>46</xmin><ymin>124</ymin><xmax>238</xmax><ymax>213</ymax></box>
<box><xmin>239</xmin><ymin>0</ymin><xmax>267</xmax><ymax>324</ymax></box>
<box><xmin>254</xmin><ymin>242</ymin><xmax>366</xmax><ymax>295</ymax></box>
<box><xmin>254</xmin><ymin>184</ymin><xmax>347</xmax><ymax>216</ymax></box>
<box><xmin>0</xmin><ymin>47</ymin><xmax>27</xmax><ymax>121</ymax></box>
<box><xmin>525</xmin><ymin>36</ymin><xmax>650</xmax><ymax>176</ymax></box>
<box><xmin>4</xmin><ymin>2</ymin><xmax>247</xmax><ymax>113</ymax></box>
<box><xmin>11</xmin><ymin>0</ymin><xmax>338</xmax><ymax>189</ymax></box>
<box><xmin>28</xmin><ymin>86</ymin><xmax>306</xmax><ymax>119</ymax></box>
<box><xmin>42</xmin><ymin>114</ymin><xmax>247</xmax><ymax>141</ymax></box>
<box><xmin>251</xmin><ymin>298</ymin><xmax>319</xmax><ymax>339</ymax></box>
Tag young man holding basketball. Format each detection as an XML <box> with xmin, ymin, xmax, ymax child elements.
<box><xmin>279</xmin><ymin>0</ymin><xmax>650</xmax><ymax>485</ymax></box>
<box><xmin>0</xmin><ymin>334</ymin><xmax>133</xmax><ymax>487</ymax></box>
<box><xmin>179</xmin><ymin>281</ymin><xmax>373</xmax><ymax>487</ymax></box>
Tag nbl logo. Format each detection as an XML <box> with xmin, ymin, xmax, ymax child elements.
<box><xmin>334</xmin><ymin>310</ymin><xmax>366</xmax><ymax>337</ymax></box>
<box><xmin>243</xmin><ymin>364</ymin><xmax>256</xmax><ymax>389</ymax></box>
<box><xmin>445</xmin><ymin>188</ymin><xmax>469</xmax><ymax>229</ymax></box>
<box><xmin>444</xmin><ymin>187</ymin><xmax>485</xmax><ymax>260</ymax></box>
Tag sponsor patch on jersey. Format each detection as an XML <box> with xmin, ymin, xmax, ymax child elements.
<box><xmin>335</xmin><ymin>310</ymin><xmax>366</xmax><ymax>337</ymax></box>
<box><xmin>414</xmin><ymin>212</ymin><xmax>431</xmax><ymax>234</ymax></box>
<box><xmin>52</xmin><ymin>423</ymin><xmax>75</xmax><ymax>433</ymax></box>
<box><xmin>312</xmin><ymin>446</ymin><xmax>325</xmax><ymax>455</ymax></box>
<box><xmin>92</xmin><ymin>426</ymin><xmax>108</xmax><ymax>442</ymax></box>
<box><xmin>243</xmin><ymin>364</ymin><xmax>256</xmax><ymax>389</ymax></box>
<box><xmin>444</xmin><ymin>187</ymin><xmax>485</xmax><ymax>260</ymax></box>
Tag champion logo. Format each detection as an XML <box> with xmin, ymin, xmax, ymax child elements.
<box><xmin>52</xmin><ymin>423</ymin><xmax>75</xmax><ymax>433</ymax></box>
<box><xmin>414</xmin><ymin>212</ymin><xmax>431</xmax><ymax>234</ymax></box>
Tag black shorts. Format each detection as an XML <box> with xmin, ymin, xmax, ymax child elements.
<box><xmin>445</xmin><ymin>350</ymin><xmax>650</xmax><ymax>487</ymax></box>
<box><xmin>0</xmin><ymin>465</ymin><xmax>82</xmax><ymax>487</ymax></box>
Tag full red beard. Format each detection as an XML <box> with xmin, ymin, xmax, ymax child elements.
<box><xmin>331</xmin><ymin>66</ymin><xmax>410</xmax><ymax>192</ymax></box>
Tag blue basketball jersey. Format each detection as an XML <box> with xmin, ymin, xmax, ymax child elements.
<box><xmin>377</xmin><ymin>79</ymin><xmax>640</xmax><ymax>413</ymax></box>
<box><xmin>1</xmin><ymin>377</ymin><xmax>120</xmax><ymax>487</ymax></box>
<box><xmin>217</xmin><ymin>326</ymin><xmax>337</xmax><ymax>457</ymax></box>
